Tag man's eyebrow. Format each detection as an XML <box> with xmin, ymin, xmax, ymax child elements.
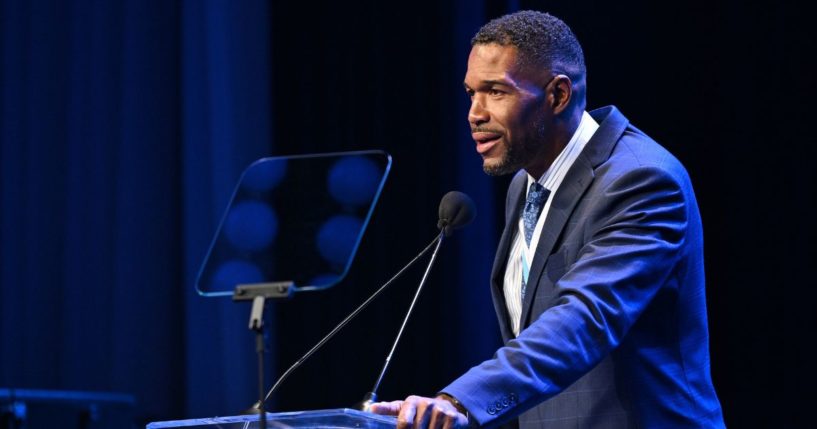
<box><xmin>482</xmin><ymin>79</ymin><xmax>514</xmax><ymax>87</ymax></box>
<box><xmin>463</xmin><ymin>80</ymin><xmax>515</xmax><ymax>91</ymax></box>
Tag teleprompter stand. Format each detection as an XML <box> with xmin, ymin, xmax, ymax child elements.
<box><xmin>232</xmin><ymin>282</ymin><xmax>294</xmax><ymax>428</ymax></box>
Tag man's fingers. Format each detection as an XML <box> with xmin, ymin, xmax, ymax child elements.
<box><xmin>384</xmin><ymin>395</ymin><xmax>468</xmax><ymax>429</ymax></box>
<box><xmin>369</xmin><ymin>400</ymin><xmax>403</xmax><ymax>415</ymax></box>
<box><xmin>442</xmin><ymin>410</ymin><xmax>469</xmax><ymax>429</ymax></box>
<box><xmin>428</xmin><ymin>399</ymin><xmax>462</xmax><ymax>429</ymax></box>
<box><xmin>427</xmin><ymin>404</ymin><xmax>445</xmax><ymax>429</ymax></box>
<box><xmin>413</xmin><ymin>396</ymin><xmax>432</xmax><ymax>429</ymax></box>
<box><xmin>397</xmin><ymin>398</ymin><xmax>418</xmax><ymax>429</ymax></box>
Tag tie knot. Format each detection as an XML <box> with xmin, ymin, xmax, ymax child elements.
<box><xmin>527</xmin><ymin>182</ymin><xmax>547</xmax><ymax>206</ymax></box>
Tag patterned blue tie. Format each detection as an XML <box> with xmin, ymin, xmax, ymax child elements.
<box><xmin>521</xmin><ymin>182</ymin><xmax>549</xmax><ymax>301</ymax></box>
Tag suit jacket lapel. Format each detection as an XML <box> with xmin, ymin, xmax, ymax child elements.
<box><xmin>519</xmin><ymin>106</ymin><xmax>630</xmax><ymax>328</ymax></box>
<box><xmin>490</xmin><ymin>172</ymin><xmax>527</xmax><ymax>342</ymax></box>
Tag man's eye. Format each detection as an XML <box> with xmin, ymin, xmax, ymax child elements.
<box><xmin>488</xmin><ymin>89</ymin><xmax>504</xmax><ymax>96</ymax></box>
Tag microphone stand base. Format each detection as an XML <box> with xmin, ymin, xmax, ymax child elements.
<box><xmin>241</xmin><ymin>401</ymin><xmax>264</xmax><ymax>415</ymax></box>
<box><xmin>354</xmin><ymin>392</ymin><xmax>378</xmax><ymax>412</ymax></box>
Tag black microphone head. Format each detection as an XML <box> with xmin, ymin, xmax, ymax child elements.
<box><xmin>437</xmin><ymin>191</ymin><xmax>476</xmax><ymax>237</ymax></box>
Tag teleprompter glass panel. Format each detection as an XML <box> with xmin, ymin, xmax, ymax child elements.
<box><xmin>195</xmin><ymin>151</ymin><xmax>391</xmax><ymax>297</ymax></box>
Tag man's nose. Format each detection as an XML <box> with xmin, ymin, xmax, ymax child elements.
<box><xmin>468</xmin><ymin>97</ymin><xmax>489</xmax><ymax>125</ymax></box>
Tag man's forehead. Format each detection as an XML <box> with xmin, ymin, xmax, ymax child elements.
<box><xmin>464</xmin><ymin>44</ymin><xmax>517</xmax><ymax>85</ymax></box>
<box><xmin>464</xmin><ymin>43</ymin><xmax>544</xmax><ymax>89</ymax></box>
<box><xmin>467</xmin><ymin>43</ymin><xmax>519</xmax><ymax>69</ymax></box>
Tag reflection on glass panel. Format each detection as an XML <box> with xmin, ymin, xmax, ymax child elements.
<box><xmin>147</xmin><ymin>408</ymin><xmax>397</xmax><ymax>428</ymax></box>
<box><xmin>196</xmin><ymin>151</ymin><xmax>391</xmax><ymax>297</ymax></box>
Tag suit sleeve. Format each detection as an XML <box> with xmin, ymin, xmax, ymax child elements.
<box><xmin>441</xmin><ymin>164</ymin><xmax>690</xmax><ymax>427</ymax></box>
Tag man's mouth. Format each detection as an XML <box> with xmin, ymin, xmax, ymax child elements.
<box><xmin>472</xmin><ymin>132</ymin><xmax>502</xmax><ymax>155</ymax></box>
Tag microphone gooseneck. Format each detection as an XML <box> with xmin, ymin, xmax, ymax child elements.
<box><xmin>357</xmin><ymin>191</ymin><xmax>477</xmax><ymax>410</ymax></box>
<box><xmin>255</xmin><ymin>236</ymin><xmax>441</xmax><ymax>411</ymax></box>
<box><xmin>252</xmin><ymin>191</ymin><xmax>477</xmax><ymax>413</ymax></box>
<box><xmin>357</xmin><ymin>232</ymin><xmax>445</xmax><ymax>410</ymax></box>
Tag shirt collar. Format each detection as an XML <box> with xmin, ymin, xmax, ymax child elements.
<box><xmin>526</xmin><ymin>111</ymin><xmax>598</xmax><ymax>189</ymax></box>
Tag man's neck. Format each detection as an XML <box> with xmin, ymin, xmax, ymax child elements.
<box><xmin>525</xmin><ymin>110</ymin><xmax>583</xmax><ymax>179</ymax></box>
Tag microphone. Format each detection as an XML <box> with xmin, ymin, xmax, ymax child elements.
<box><xmin>438</xmin><ymin>191</ymin><xmax>477</xmax><ymax>237</ymax></box>
<box><xmin>249</xmin><ymin>191</ymin><xmax>477</xmax><ymax>413</ymax></box>
<box><xmin>356</xmin><ymin>191</ymin><xmax>476</xmax><ymax>411</ymax></box>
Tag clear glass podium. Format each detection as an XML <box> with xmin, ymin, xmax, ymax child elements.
<box><xmin>147</xmin><ymin>408</ymin><xmax>396</xmax><ymax>428</ymax></box>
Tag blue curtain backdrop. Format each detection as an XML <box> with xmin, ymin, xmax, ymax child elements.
<box><xmin>1</xmin><ymin>0</ymin><xmax>186</xmax><ymax>421</ymax></box>
<box><xmin>0</xmin><ymin>0</ymin><xmax>501</xmax><ymax>423</ymax></box>
<box><xmin>2</xmin><ymin>0</ymin><xmax>816</xmax><ymax>426</ymax></box>
<box><xmin>180</xmin><ymin>0</ymin><xmax>274</xmax><ymax>417</ymax></box>
<box><xmin>0</xmin><ymin>0</ymin><xmax>278</xmax><ymax>421</ymax></box>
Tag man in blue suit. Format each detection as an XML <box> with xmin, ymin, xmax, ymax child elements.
<box><xmin>372</xmin><ymin>11</ymin><xmax>724</xmax><ymax>428</ymax></box>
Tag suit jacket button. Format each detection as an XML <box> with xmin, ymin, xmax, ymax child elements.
<box><xmin>487</xmin><ymin>406</ymin><xmax>496</xmax><ymax>415</ymax></box>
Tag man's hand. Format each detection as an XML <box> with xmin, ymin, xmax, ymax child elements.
<box><xmin>370</xmin><ymin>395</ymin><xmax>470</xmax><ymax>429</ymax></box>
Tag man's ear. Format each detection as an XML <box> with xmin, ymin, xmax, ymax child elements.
<box><xmin>548</xmin><ymin>74</ymin><xmax>573</xmax><ymax>115</ymax></box>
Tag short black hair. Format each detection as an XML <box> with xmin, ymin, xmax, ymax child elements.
<box><xmin>472</xmin><ymin>11</ymin><xmax>586</xmax><ymax>78</ymax></box>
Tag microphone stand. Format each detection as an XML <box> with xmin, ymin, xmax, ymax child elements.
<box><xmin>355</xmin><ymin>231</ymin><xmax>445</xmax><ymax>410</ymax></box>
<box><xmin>247</xmin><ymin>189</ymin><xmax>474</xmax><ymax>414</ymax></box>
<box><xmin>246</xmin><ymin>235</ymin><xmax>441</xmax><ymax>413</ymax></box>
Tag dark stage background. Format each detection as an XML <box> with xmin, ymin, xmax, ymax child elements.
<box><xmin>1</xmin><ymin>0</ymin><xmax>815</xmax><ymax>427</ymax></box>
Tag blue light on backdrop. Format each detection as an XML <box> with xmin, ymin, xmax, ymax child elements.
<box><xmin>212</xmin><ymin>260</ymin><xmax>265</xmax><ymax>292</ymax></box>
<box><xmin>317</xmin><ymin>214</ymin><xmax>365</xmax><ymax>268</ymax></box>
<box><xmin>223</xmin><ymin>201</ymin><xmax>279</xmax><ymax>252</ymax></box>
<box><xmin>242</xmin><ymin>159</ymin><xmax>288</xmax><ymax>193</ymax></box>
<box><xmin>327</xmin><ymin>156</ymin><xmax>383</xmax><ymax>207</ymax></box>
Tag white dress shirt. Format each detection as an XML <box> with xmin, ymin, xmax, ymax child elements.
<box><xmin>503</xmin><ymin>111</ymin><xmax>599</xmax><ymax>336</ymax></box>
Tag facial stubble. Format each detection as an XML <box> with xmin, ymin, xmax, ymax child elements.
<box><xmin>482</xmin><ymin>114</ymin><xmax>547</xmax><ymax>177</ymax></box>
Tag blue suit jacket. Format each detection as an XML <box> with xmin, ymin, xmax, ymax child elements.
<box><xmin>442</xmin><ymin>107</ymin><xmax>724</xmax><ymax>428</ymax></box>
